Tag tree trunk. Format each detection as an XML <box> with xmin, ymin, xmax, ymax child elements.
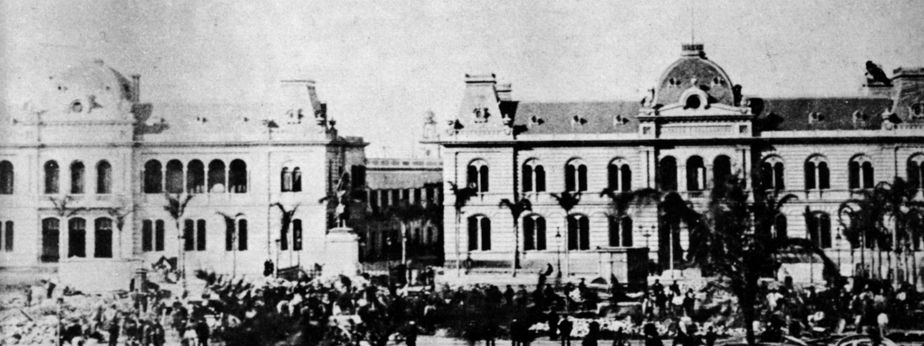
<box><xmin>456</xmin><ymin>212</ymin><xmax>462</xmax><ymax>277</ymax></box>
<box><xmin>512</xmin><ymin>223</ymin><xmax>519</xmax><ymax>277</ymax></box>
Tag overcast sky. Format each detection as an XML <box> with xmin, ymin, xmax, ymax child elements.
<box><xmin>2</xmin><ymin>0</ymin><xmax>923</xmax><ymax>156</ymax></box>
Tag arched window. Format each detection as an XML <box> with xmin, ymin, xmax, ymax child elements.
<box><xmin>70</xmin><ymin>161</ymin><xmax>85</xmax><ymax>194</ymax></box>
<box><xmin>281</xmin><ymin>167</ymin><xmax>292</xmax><ymax>192</ymax></box>
<box><xmin>523</xmin><ymin>214</ymin><xmax>547</xmax><ymax>251</ymax></box>
<box><xmin>608</xmin><ymin>159</ymin><xmax>631</xmax><ymax>192</ymax></box>
<box><xmin>848</xmin><ymin>155</ymin><xmax>874</xmax><ymax>189</ymax></box>
<box><xmin>144</xmin><ymin>160</ymin><xmax>164</xmax><ymax>193</ymax></box>
<box><xmin>68</xmin><ymin>218</ymin><xmax>86</xmax><ymax>258</ymax></box>
<box><xmin>229</xmin><ymin>159</ymin><xmax>247</xmax><ymax>193</ymax></box>
<box><xmin>466</xmin><ymin>160</ymin><xmax>489</xmax><ymax>193</ymax></box>
<box><xmin>806</xmin><ymin>212</ymin><xmax>832</xmax><ymax>248</ymax></box>
<box><xmin>467</xmin><ymin>215</ymin><xmax>491</xmax><ymax>251</ymax></box>
<box><xmin>94</xmin><ymin>218</ymin><xmax>112</xmax><ymax>258</ymax></box>
<box><xmin>713</xmin><ymin>155</ymin><xmax>732</xmax><ymax>187</ymax></box>
<box><xmin>186</xmin><ymin>160</ymin><xmax>205</xmax><ymax>194</ymax></box>
<box><xmin>659</xmin><ymin>156</ymin><xmax>677</xmax><ymax>191</ymax></box>
<box><xmin>761</xmin><ymin>157</ymin><xmax>785</xmax><ymax>191</ymax></box>
<box><xmin>773</xmin><ymin>214</ymin><xmax>788</xmax><ymax>240</ymax></box>
<box><xmin>567</xmin><ymin>214</ymin><xmax>590</xmax><ymax>250</ymax></box>
<box><xmin>805</xmin><ymin>155</ymin><xmax>830</xmax><ymax>190</ymax></box>
<box><xmin>41</xmin><ymin>218</ymin><xmax>60</xmax><ymax>262</ymax></box>
<box><xmin>565</xmin><ymin>159</ymin><xmax>588</xmax><ymax>192</ymax></box>
<box><xmin>3</xmin><ymin>221</ymin><xmax>12</xmax><ymax>251</ymax></box>
<box><xmin>293</xmin><ymin>219</ymin><xmax>303</xmax><ymax>251</ymax></box>
<box><xmin>292</xmin><ymin>168</ymin><xmax>302</xmax><ymax>192</ymax></box>
<box><xmin>96</xmin><ymin>161</ymin><xmax>112</xmax><ymax>194</ymax></box>
<box><xmin>686</xmin><ymin>156</ymin><xmax>706</xmax><ymax>191</ymax></box>
<box><xmin>909</xmin><ymin>154</ymin><xmax>924</xmax><ymax>189</ymax></box>
<box><xmin>143</xmin><ymin>160</ymin><xmax>162</xmax><ymax>194</ymax></box>
<box><xmin>165</xmin><ymin>160</ymin><xmax>184</xmax><ymax>193</ymax></box>
<box><xmin>208</xmin><ymin>160</ymin><xmax>226</xmax><ymax>193</ymax></box>
<box><xmin>522</xmin><ymin>159</ymin><xmax>546</xmax><ymax>193</ymax></box>
<box><xmin>0</xmin><ymin>161</ymin><xmax>13</xmax><ymax>194</ymax></box>
<box><xmin>609</xmin><ymin>215</ymin><xmax>633</xmax><ymax>247</ymax></box>
<box><xmin>142</xmin><ymin>220</ymin><xmax>153</xmax><ymax>252</ymax></box>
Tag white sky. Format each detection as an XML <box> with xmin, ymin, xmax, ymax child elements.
<box><xmin>2</xmin><ymin>0</ymin><xmax>923</xmax><ymax>156</ymax></box>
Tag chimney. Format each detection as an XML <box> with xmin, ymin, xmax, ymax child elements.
<box><xmin>131</xmin><ymin>74</ymin><xmax>141</xmax><ymax>103</ymax></box>
<box><xmin>496</xmin><ymin>83</ymin><xmax>513</xmax><ymax>101</ymax></box>
<box><xmin>280</xmin><ymin>79</ymin><xmax>323</xmax><ymax>115</ymax></box>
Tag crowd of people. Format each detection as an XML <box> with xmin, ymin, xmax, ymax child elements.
<box><xmin>1</xmin><ymin>263</ymin><xmax>923</xmax><ymax>346</ymax></box>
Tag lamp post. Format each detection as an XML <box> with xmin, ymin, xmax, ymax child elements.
<box><xmin>668</xmin><ymin>223</ymin><xmax>675</xmax><ymax>280</ymax></box>
<box><xmin>555</xmin><ymin>227</ymin><xmax>562</xmax><ymax>286</ymax></box>
<box><xmin>642</xmin><ymin>225</ymin><xmax>652</xmax><ymax>277</ymax></box>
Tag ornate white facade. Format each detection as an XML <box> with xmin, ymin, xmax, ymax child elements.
<box><xmin>0</xmin><ymin>60</ymin><xmax>369</xmax><ymax>280</ymax></box>
<box><xmin>428</xmin><ymin>44</ymin><xmax>924</xmax><ymax>280</ymax></box>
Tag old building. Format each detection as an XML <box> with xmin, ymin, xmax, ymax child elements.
<box><xmin>0</xmin><ymin>60</ymin><xmax>369</xmax><ymax>286</ymax></box>
<box><xmin>427</xmin><ymin>44</ymin><xmax>924</xmax><ymax>283</ymax></box>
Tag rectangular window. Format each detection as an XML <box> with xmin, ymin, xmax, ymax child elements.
<box><xmin>142</xmin><ymin>220</ymin><xmax>153</xmax><ymax>252</ymax></box>
<box><xmin>184</xmin><ymin>219</ymin><xmax>195</xmax><ymax>251</ymax></box>
<box><xmin>155</xmin><ymin>220</ymin><xmax>165</xmax><ymax>251</ymax></box>
<box><xmin>225</xmin><ymin>219</ymin><xmax>234</xmax><ymax>251</ymax></box>
<box><xmin>293</xmin><ymin>219</ymin><xmax>303</xmax><ymax>251</ymax></box>
<box><xmin>2</xmin><ymin>221</ymin><xmax>12</xmax><ymax>251</ymax></box>
<box><xmin>238</xmin><ymin>219</ymin><xmax>247</xmax><ymax>251</ymax></box>
<box><xmin>196</xmin><ymin>220</ymin><xmax>206</xmax><ymax>251</ymax></box>
<box><xmin>94</xmin><ymin>218</ymin><xmax>113</xmax><ymax>258</ymax></box>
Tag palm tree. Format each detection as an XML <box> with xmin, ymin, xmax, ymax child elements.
<box><xmin>164</xmin><ymin>193</ymin><xmax>194</xmax><ymax>292</ymax></box>
<box><xmin>869</xmin><ymin>178</ymin><xmax>924</xmax><ymax>284</ymax></box>
<box><xmin>271</xmin><ymin>202</ymin><xmax>300</xmax><ymax>271</ymax></box>
<box><xmin>217</xmin><ymin>212</ymin><xmax>244</xmax><ymax>276</ymax></box>
<box><xmin>448</xmin><ymin>182</ymin><xmax>478</xmax><ymax>275</ymax></box>
<box><xmin>498</xmin><ymin>198</ymin><xmax>532</xmax><ymax>277</ymax></box>
<box><xmin>692</xmin><ymin>175</ymin><xmax>838</xmax><ymax>346</ymax></box>
<box><xmin>106</xmin><ymin>206</ymin><xmax>132</xmax><ymax>259</ymax></box>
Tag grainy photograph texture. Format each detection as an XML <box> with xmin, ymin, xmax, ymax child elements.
<box><xmin>1</xmin><ymin>1</ymin><xmax>924</xmax><ymax>345</ymax></box>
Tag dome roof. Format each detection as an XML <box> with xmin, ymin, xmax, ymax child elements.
<box><xmin>653</xmin><ymin>44</ymin><xmax>735</xmax><ymax>107</ymax></box>
<box><xmin>39</xmin><ymin>59</ymin><xmax>135</xmax><ymax>117</ymax></box>
<box><xmin>54</xmin><ymin>59</ymin><xmax>133</xmax><ymax>101</ymax></box>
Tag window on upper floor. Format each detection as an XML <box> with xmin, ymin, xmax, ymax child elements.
<box><xmin>143</xmin><ymin>160</ymin><xmax>162</xmax><ymax>194</ymax></box>
<box><xmin>208</xmin><ymin>160</ymin><xmax>226</xmax><ymax>193</ymax></box>
<box><xmin>0</xmin><ymin>161</ymin><xmax>13</xmax><ymax>195</ymax></box>
<box><xmin>522</xmin><ymin>159</ymin><xmax>546</xmax><ymax>193</ymax></box>
<box><xmin>608</xmin><ymin>159</ymin><xmax>631</xmax><ymax>192</ymax></box>
<box><xmin>166</xmin><ymin>160</ymin><xmax>184</xmax><ymax>194</ymax></box>
<box><xmin>281</xmin><ymin>167</ymin><xmax>292</xmax><ymax>192</ymax></box>
<box><xmin>565</xmin><ymin>159</ymin><xmax>587</xmax><ymax>192</ymax></box>
<box><xmin>187</xmin><ymin>160</ymin><xmax>205</xmax><ymax>194</ymax></box>
<box><xmin>70</xmin><ymin>161</ymin><xmax>85</xmax><ymax>194</ymax></box>
<box><xmin>96</xmin><ymin>161</ymin><xmax>112</xmax><ymax>194</ymax></box>
<box><xmin>804</xmin><ymin>155</ymin><xmax>830</xmax><ymax>190</ymax></box>
<box><xmin>686</xmin><ymin>156</ymin><xmax>706</xmax><ymax>191</ymax></box>
<box><xmin>848</xmin><ymin>155</ymin><xmax>874</xmax><ymax>190</ymax></box>
<box><xmin>659</xmin><ymin>156</ymin><xmax>677</xmax><ymax>191</ymax></box>
<box><xmin>229</xmin><ymin>159</ymin><xmax>247</xmax><ymax>193</ymax></box>
<box><xmin>761</xmin><ymin>157</ymin><xmax>785</xmax><ymax>191</ymax></box>
<box><xmin>523</xmin><ymin>214</ymin><xmax>547</xmax><ymax>251</ymax></box>
<box><xmin>466</xmin><ymin>160</ymin><xmax>489</xmax><ymax>193</ymax></box>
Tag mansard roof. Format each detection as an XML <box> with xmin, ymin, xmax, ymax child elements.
<box><xmin>753</xmin><ymin>97</ymin><xmax>894</xmax><ymax>131</ymax></box>
<box><xmin>511</xmin><ymin>101</ymin><xmax>641</xmax><ymax>135</ymax></box>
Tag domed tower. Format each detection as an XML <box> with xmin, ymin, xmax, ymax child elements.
<box><xmin>637</xmin><ymin>44</ymin><xmax>752</xmax><ymax>140</ymax></box>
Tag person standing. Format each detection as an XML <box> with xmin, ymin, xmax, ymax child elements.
<box><xmin>644</xmin><ymin>322</ymin><xmax>664</xmax><ymax>346</ymax></box>
<box><xmin>558</xmin><ymin>316</ymin><xmax>573</xmax><ymax>346</ymax></box>
<box><xmin>403</xmin><ymin>321</ymin><xmax>420</xmax><ymax>346</ymax></box>
<box><xmin>107</xmin><ymin>315</ymin><xmax>120</xmax><ymax>346</ymax></box>
<box><xmin>582</xmin><ymin>321</ymin><xmax>599</xmax><ymax>346</ymax></box>
<box><xmin>195</xmin><ymin>319</ymin><xmax>210</xmax><ymax>346</ymax></box>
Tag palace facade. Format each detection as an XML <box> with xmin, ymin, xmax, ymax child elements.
<box><xmin>0</xmin><ymin>60</ymin><xmax>370</xmax><ymax>284</ymax></box>
<box><xmin>428</xmin><ymin>44</ymin><xmax>924</xmax><ymax>282</ymax></box>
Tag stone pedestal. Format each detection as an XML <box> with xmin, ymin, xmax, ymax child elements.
<box><xmin>323</xmin><ymin>227</ymin><xmax>360</xmax><ymax>277</ymax></box>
